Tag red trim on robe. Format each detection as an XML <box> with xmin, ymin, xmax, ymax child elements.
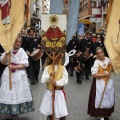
<box><xmin>54</xmin><ymin>87</ymin><xmax>67</xmax><ymax>100</ymax></box>
<box><xmin>11</xmin><ymin>51</ymin><xmax>18</xmax><ymax>73</ymax></box>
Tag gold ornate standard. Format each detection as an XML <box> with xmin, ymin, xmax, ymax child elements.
<box><xmin>41</xmin><ymin>14</ymin><xmax>67</xmax><ymax>52</ymax></box>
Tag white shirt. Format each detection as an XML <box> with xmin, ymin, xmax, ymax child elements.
<box><xmin>41</xmin><ymin>65</ymin><xmax>68</xmax><ymax>86</ymax></box>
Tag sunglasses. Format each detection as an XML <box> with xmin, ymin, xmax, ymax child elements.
<box><xmin>97</xmin><ymin>37</ymin><xmax>101</xmax><ymax>38</ymax></box>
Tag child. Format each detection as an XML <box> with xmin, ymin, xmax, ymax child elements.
<box><xmin>73</xmin><ymin>51</ymin><xmax>84</xmax><ymax>84</ymax></box>
<box><xmin>0</xmin><ymin>36</ymin><xmax>35</xmax><ymax>120</ymax></box>
<box><xmin>40</xmin><ymin>53</ymin><xmax>68</xmax><ymax>120</ymax></box>
<box><xmin>88</xmin><ymin>47</ymin><xmax>114</xmax><ymax>120</ymax></box>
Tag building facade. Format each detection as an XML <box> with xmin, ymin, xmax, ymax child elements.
<box><xmin>79</xmin><ymin>0</ymin><xmax>97</xmax><ymax>33</ymax></box>
<box><xmin>30</xmin><ymin>0</ymin><xmax>50</xmax><ymax>30</ymax></box>
<box><xmin>79</xmin><ymin>0</ymin><xmax>109</xmax><ymax>33</ymax></box>
<box><xmin>30</xmin><ymin>0</ymin><xmax>42</xmax><ymax>30</ymax></box>
<box><xmin>42</xmin><ymin>0</ymin><xmax>50</xmax><ymax>14</ymax></box>
<box><xmin>96</xmin><ymin>0</ymin><xmax>109</xmax><ymax>30</ymax></box>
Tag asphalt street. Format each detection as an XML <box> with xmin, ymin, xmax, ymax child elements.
<box><xmin>0</xmin><ymin>70</ymin><xmax>120</xmax><ymax>120</ymax></box>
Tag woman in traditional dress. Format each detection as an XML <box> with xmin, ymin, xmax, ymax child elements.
<box><xmin>88</xmin><ymin>47</ymin><xmax>114</xmax><ymax>120</ymax></box>
<box><xmin>40</xmin><ymin>53</ymin><xmax>68</xmax><ymax>120</ymax></box>
<box><xmin>0</xmin><ymin>35</ymin><xmax>35</xmax><ymax>120</ymax></box>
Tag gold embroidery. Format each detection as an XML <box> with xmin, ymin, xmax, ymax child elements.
<box><xmin>47</xmin><ymin>65</ymin><xmax>64</xmax><ymax>90</ymax></box>
<box><xmin>98</xmin><ymin>63</ymin><xmax>112</xmax><ymax>83</ymax></box>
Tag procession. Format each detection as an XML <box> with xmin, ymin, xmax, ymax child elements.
<box><xmin>0</xmin><ymin>0</ymin><xmax>120</xmax><ymax>120</ymax></box>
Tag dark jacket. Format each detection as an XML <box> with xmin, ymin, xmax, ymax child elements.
<box><xmin>67</xmin><ymin>38</ymin><xmax>77</xmax><ymax>52</ymax></box>
<box><xmin>73</xmin><ymin>55</ymin><xmax>84</xmax><ymax>69</ymax></box>
<box><xmin>80</xmin><ymin>38</ymin><xmax>93</xmax><ymax>53</ymax></box>
<box><xmin>92</xmin><ymin>41</ymin><xmax>108</xmax><ymax>56</ymax></box>
<box><xmin>24</xmin><ymin>37</ymin><xmax>41</xmax><ymax>53</ymax></box>
<box><xmin>0</xmin><ymin>45</ymin><xmax>6</xmax><ymax>77</ymax></box>
<box><xmin>76</xmin><ymin>39</ymin><xmax>82</xmax><ymax>51</ymax></box>
<box><xmin>21</xmin><ymin>35</ymin><xmax>28</xmax><ymax>48</ymax></box>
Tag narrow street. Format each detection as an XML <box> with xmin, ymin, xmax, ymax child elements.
<box><xmin>0</xmin><ymin>0</ymin><xmax>119</xmax><ymax>120</ymax></box>
<box><xmin>1</xmin><ymin>70</ymin><xmax>120</xmax><ymax>120</ymax></box>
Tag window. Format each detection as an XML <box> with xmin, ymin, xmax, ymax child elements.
<box><xmin>79</xmin><ymin>2</ymin><xmax>83</xmax><ymax>12</ymax></box>
<box><xmin>83</xmin><ymin>0</ymin><xmax>88</xmax><ymax>10</ymax></box>
<box><xmin>91</xmin><ymin>1</ymin><xmax>96</xmax><ymax>8</ymax></box>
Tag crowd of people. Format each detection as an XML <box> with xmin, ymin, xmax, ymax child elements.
<box><xmin>0</xmin><ymin>28</ymin><xmax>115</xmax><ymax>120</ymax></box>
<box><xmin>66</xmin><ymin>30</ymin><xmax>108</xmax><ymax>84</ymax></box>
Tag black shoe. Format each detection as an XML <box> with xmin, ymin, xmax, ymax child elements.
<box><xmin>76</xmin><ymin>79</ymin><xmax>79</xmax><ymax>83</ymax></box>
<box><xmin>31</xmin><ymin>82</ymin><xmax>36</xmax><ymax>85</ymax></box>
<box><xmin>6</xmin><ymin>118</ymin><xmax>13</xmax><ymax>120</ymax></box>
<box><xmin>6</xmin><ymin>115</ymin><xmax>15</xmax><ymax>120</ymax></box>
<box><xmin>47</xmin><ymin>115</ymin><xmax>52</xmax><ymax>120</ymax></box>
<box><xmin>36</xmin><ymin>79</ymin><xmax>39</xmax><ymax>83</ymax></box>
<box><xmin>78</xmin><ymin>81</ymin><xmax>82</xmax><ymax>84</ymax></box>
<box><xmin>86</xmin><ymin>77</ymin><xmax>89</xmax><ymax>80</ymax></box>
<box><xmin>104</xmin><ymin>117</ymin><xmax>109</xmax><ymax>120</ymax></box>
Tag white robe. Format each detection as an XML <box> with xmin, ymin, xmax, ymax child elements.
<box><xmin>0</xmin><ymin>48</ymin><xmax>33</xmax><ymax>104</ymax></box>
<box><xmin>91</xmin><ymin>57</ymin><xmax>114</xmax><ymax>109</ymax></box>
<box><xmin>40</xmin><ymin>65</ymin><xmax>68</xmax><ymax>118</ymax></box>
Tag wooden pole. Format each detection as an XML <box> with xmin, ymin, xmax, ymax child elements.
<box><xmin>98</xmin><ymin>80</ymin><xmax>107</xmax><ymax>108</ymax></box>
<box><xmin>45</xmin><ymin>52</ymin><xmax>62</xmax><ymax>120</ymax></box>
<box><xmin>98</xmin><ymin>65</ymin><xmax>112</xmax><ymax>108</ymax></box>
<box><xmin>105</xmin><ymin>0</ymin><xmax>113</xmax><ymax>27</ymax></box>
<box><xmin>52</xmin><ymin>52</ymin><xmax>55</xmax><ymax>120</ymax></box>
<box><xmin>8</xmin><ymin>52</ymin><xmax>12</xmax><ymax>90</ymax></box>
<box><xmin>96</xmin><ymin>24</ymin><xmax>106</xmax><ymax>33</ymax></box>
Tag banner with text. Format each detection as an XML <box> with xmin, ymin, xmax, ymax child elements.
<box><xmin>0</xmin><ymin>0</ymin><xmax>24</xmax><ymax>53</ymax></box>
<box><xmin>104</xmin><ymin>0</ymin><xmax>120</xmax><ymax>75</ymax></box>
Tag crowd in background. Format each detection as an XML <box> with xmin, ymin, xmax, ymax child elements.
<box><xmin>0</xmin><ymin>28</ymin><xmax>108</xmax><ymax>86</ymax></box>
<box><xmin>0</xmin><ymin>28</ymin><xmax>114</xmax><ymax>120</ymax></box>
<box><xmin>66</xmin><ymin>30</ymin><xmax>108</xmax><ymax>84</ymax></box>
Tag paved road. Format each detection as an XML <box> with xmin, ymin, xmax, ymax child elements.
<box><xmin>0</xmin><ymin>70</ymin><xmax>120</xmax><ymax>120</ymax></box>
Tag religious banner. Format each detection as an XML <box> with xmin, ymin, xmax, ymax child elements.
<box><xmin>104</xmin><ymin>0</ymin><xmax>120</xmax><ymax>75</ymax></box>
<box><xmin>0</xmin><ymin>0</ymin><xmax>24</xmax><ymax>53</ymax></box>
<box><xmin>41</xmin><ymin>14</ymin><xmax>67</xmax><ymax>52</ymax></box>
<box><xmin>50</xmin><ymin>0</ymin><xmax>80</xmax><ymax>45</ymax></box>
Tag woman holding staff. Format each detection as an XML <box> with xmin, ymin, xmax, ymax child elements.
<box><xmin>40</xmin><ymin>53</ymin><xmax>68</xmax><ymax>120</ymax></box>
<box><xmin>87</xmin><ymin>47</ymin><xmax>115</xmax><ymax>120</ymax></box>
<box><xmin>0</xmin><ymin>35</ymin><xmax>35</xmax><ymax>120</ymax></box>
